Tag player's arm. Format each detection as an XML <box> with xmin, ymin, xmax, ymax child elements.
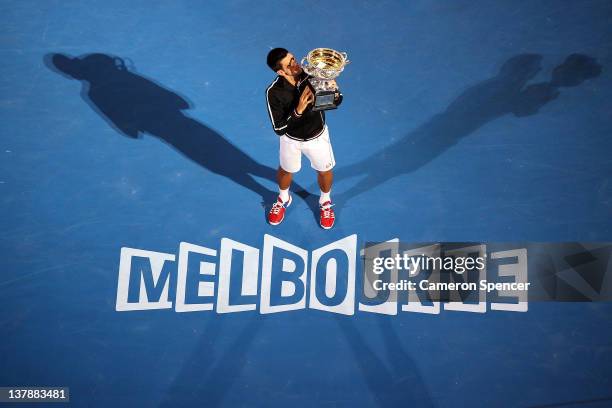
<box><xmin>266</xmin><ymin>87</ymin><xmax>314</xmax><ymax>136</ymax></box>
<box><xmin>296</xmin><ymin>86</ymin><xmax>314</xmax><ymax>114</ymax></box>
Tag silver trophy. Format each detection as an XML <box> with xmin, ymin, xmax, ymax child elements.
<box><xmin>301</xmin><ymin>48</ymin><xmax>349</xmax><ymax>111</ymax></box>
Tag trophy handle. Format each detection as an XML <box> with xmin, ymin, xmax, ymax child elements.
<box><xmin>301</xmin><ymin>56</ymin><xmax>318</xmax><ymax>76</ymax></box>
<box><xmin>341</xmin><ymin>52</ymin><xmax>350</xmax><ymax>65</ymax></box>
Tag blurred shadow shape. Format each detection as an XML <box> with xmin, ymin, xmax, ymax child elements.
<box><xmin>335</xmin><ymin>316</ymin><xmax>434</xmax><ymax>407</ymax></box>
<box><xmin>45</xmin><ymin>52</ymin><xmax>279</xmax><ymax>204</ymax></box>
<box><xmin>550</xmin><ymin>54</ymin><xmax>602</xmax><ymax>87</ymax></box>
<box><xmin>157</xmin><ymin>315</ymin><xmax>263</xmax><ymax>408</ymax></box>
<box><xmin>332</xmin><ymin>53</ymin><xmax>602</xmax><ymax>204</ymax></box>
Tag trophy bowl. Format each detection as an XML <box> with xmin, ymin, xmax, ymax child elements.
<box><xmin>301</xmin><ymin>48</ymin><xmax>349</xmax><ymax>111</ymax></box>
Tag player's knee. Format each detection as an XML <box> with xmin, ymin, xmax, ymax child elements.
<box><xmin>279</xmin><ymin>166</ymin><xmax>293</xmax><ymax>175</ymax></box>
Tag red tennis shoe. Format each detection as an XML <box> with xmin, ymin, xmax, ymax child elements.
<box><xmin>319</xmin><ymin>201</ymin><xmax>335</xmax><ymax>229</ymax></box>
<box><xmin>268</xmin><ymin>195</ymin><xmax>292</xmax><ymax>225</ymax></box>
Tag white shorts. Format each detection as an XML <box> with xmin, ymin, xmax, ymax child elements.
<box><xmin>279</xmin><ymin>126</ymin><xmax>336</xmax><ymax>173</ymax></box>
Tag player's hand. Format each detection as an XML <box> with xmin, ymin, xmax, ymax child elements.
<box><xmin>296</xmin><ymin>87</ymin><xmax>314</xmax><ymax>115</ymax></box>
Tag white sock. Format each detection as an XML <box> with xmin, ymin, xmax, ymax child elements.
<box><xmin>279</xmin><ymin>188</ymin><xmax>290</xmax><ymax>203</ymax></box>
<box><xmin>319</xmin><ymin>190</ymin><xmax>331</xmax><ymax>205</ymax></box>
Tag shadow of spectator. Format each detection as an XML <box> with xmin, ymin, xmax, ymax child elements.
<box><xmin>157</xmin><ymin>315</ymin><xmax>263</xmax><ymax>408</ymax></box>
<box><xmin>335</xmin><ymin>315</ymin><xmax>434</xmax><ymax>407</ymax></box>
<box><xmin>332</xmin><ymin>54</ymin><xmax>602</xmax><ymax>205</ymax></box>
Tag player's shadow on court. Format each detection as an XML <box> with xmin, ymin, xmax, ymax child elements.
<box><xmin>333</xmin><ymin>53</ymin><xmax>602</xmax><ymax>206</ymax></box>
<box><xmin>44</xmin><ymin>52</ymin><xmax>286</xmax><ymax>209</ymax></box>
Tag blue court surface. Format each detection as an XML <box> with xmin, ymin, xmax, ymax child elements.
<box><xmin>1</xmin><ymin>1</ymin><xmax>612</xmax><ymax>407</ymax></box>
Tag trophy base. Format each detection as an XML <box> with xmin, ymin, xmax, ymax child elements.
<box><xmin>312</xmin><ymin>90</ymin><xmax>338</xmax><ymax>111</ymax></box>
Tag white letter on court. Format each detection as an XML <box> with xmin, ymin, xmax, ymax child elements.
<box><xmin>444</xmin><ymin>245</ymin><xmax>487</xmax><ymax>313</ymax></box>
<box><xmin>402</xmin><ymin>244</ymin><xmax>441</xmax><ymax>315</ymax></box>
<box><xmin>309</xmin><ymin>234</ymin><xmax>357</xmax><ymax>315</ymax></box>
<box><xmin>359</xmin><ymin>239</ymin><xmax>399</xmax><ymax>315</ymax></box>
<box><xmin>217</xmin><ymin>238</ymin><xmax>260</xmax><ymax>313</ymax></box>
<box><xmin>116</xmin><ymin>247</ymin><xmax>175</xmax><ymax>311</ymax></box>
<box><xmin>175</xmin><ymin>242</ymin><xmax>217</xmax><ymax>312</ymax></box>
<box><xmin>491</xmin><ymin>248</ymin><xmax>528</xmax><ymax>312</ymax></box>
<box><xmin>260</xmin><ymin>234</ymin><xmax>308</xmax><ymax>314</ymax></box>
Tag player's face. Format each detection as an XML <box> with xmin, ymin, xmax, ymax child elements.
<box><xmin>280</xmin><ymin>53</ymin><xmax>302</xmax><ymax>77</ymax></box>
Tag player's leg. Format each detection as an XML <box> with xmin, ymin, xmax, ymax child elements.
<box><xmin>277</xmin><ymin>166</ymin><xmax>293</xmax><ymax>202</ymax></box>
<box><xmin>268</xmin><ymin>136</ymin><xmax>301</xmax><ymax>225</ymax></box>
<box><xmin>317</xmin><ymin>169</ymin><xmax>333</xmax><ymax>203</ymax></box>
<box><xmin>302</xmin><ymin>126</ymin><xmax>336</xmax><ymax>229</ymax></box>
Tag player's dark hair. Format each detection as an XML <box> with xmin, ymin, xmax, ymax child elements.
<box><xmin>267</xmin><ymin>48</ymin><xmax>288</xmax><ymax>72</ymax></box>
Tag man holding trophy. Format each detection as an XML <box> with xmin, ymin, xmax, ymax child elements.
<box><xmin>265</xmin><ymin>47</ymin><xmax>348</xmax><ymax>229</ymax></box>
